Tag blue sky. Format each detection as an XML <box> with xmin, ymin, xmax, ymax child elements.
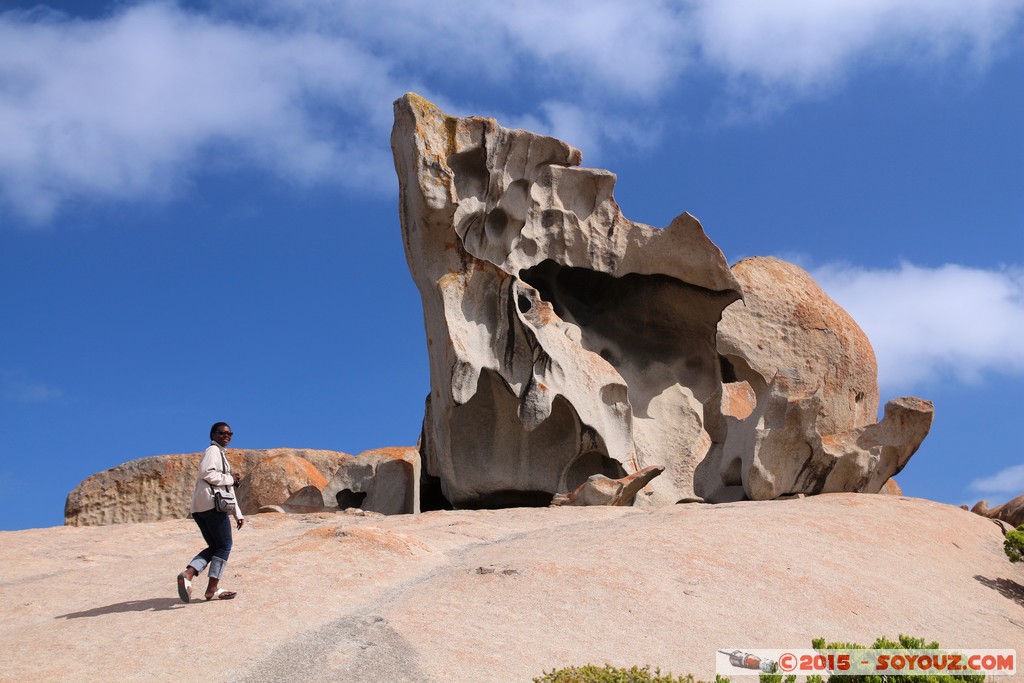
<box><xmin>1</xmin><ymin>1</ymin><xmax>1022</xmax><ymax>530</ymax></box>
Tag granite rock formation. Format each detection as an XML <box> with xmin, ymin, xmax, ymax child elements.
<box><xmin>394</xmin><ymin>93</ymin><xmax>745</xmax><ymax>508</ymax></box>
<box><xmin>65</xmin><ymin>447</ymin><xmax>420</xmax><ymax>525</ymax></box>
<box><xmin>392</xmin><ymin>93</ymin><xmax>932</xmax><ymax>509</ymax></box>
<box><xmin>322</xmin><ymin>447</ymin><xmax>421</xmax><ymax>516</ymax></box>
<box><xmin>972</xmin><ymin>494</ymin><xmax>1024</xmax><ymax>528</ymax></box>
<box><xmin>246</xmin><ymin>453</ymin><xmax>329</xmax><ymax>511</ymax></box>
<box><xmin>702</xmin><ymin>256</ymin><xmax>934</xmax><ymax>501</ymax></box>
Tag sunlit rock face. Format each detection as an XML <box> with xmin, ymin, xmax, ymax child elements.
<box><xmin>391</xmin><ymin>93</ymin><xmax>932</xmax><ymax>509</ymax></box>
<box><xmin>393</xmin><ymin>93</ymin><xmax>740</xmax><ymax>508</ymax></box>
<box><xmin>702</xmin><ymin>257</ymin><xmax>933</xmax><ymax>501</ymax></box>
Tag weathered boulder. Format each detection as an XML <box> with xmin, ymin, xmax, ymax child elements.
<box><xmin>321</xmin><ymin>447</ymin><xmax>421</xmax><ymax>515</ymax></box>
<box><xmin>700</xmin><ymin>257</ymin><xmax>934</xmax><ymax>501</ymax></box>
<box><xmin>64</xmin><ymin>452</ymin><xmax>199</xmax><ymax>526</ymax></box>
<box><xmin>972</xmin><ymin>494</ymin><xmax>1024</xmax><ymax>528</ymax></box>
<box><xmin>879</xmin><ymin>477</ymin><xmax>903</xmax><ymax>496</ymax></box>
<box><xmin>65</xmin><ymin>447</ymin><xmax>421</xmax><ymax>525</ymax></box>
<box><xmin>718</xmin><ymin>257</ymin><xmax>880</xmax><ymax>433</ymax></box>
<box><xmin>393</xmin><ymin>93</ymin><xmax>741</xmax><ymax>509</ymax></box>
<box><xmin>995</xmin><ymin>498</ymin><xmax>1022</xmax><ymax>525</ymax></box>
<box><xmin>551</xmin><ymin>465</ymin><xmax>665</xmax><ymax>506</ymax></box>
<box><xmin>244</xmin><ymin>453</ymin><xmax>328</xmax><ymax>511</ymax></box>
<box><xmin>392</xmin><ymin>94</ymin><xmax>932</xmax><ymax>508</ymax></box>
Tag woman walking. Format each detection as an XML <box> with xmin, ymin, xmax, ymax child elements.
<box><xmin>176</xmin><ymin>421</ymin><xmax>244</xmax><ymax>602</ymax></box>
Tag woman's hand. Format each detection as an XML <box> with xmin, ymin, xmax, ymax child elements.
<box><xmin>236</xmin><ymin>518</ymin><xmax>245</xmax><ymax>530</ymax></box>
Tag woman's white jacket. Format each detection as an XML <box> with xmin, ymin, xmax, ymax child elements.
<box><xmin>190</xmin><ymin>443</ymin><xmax>243</xmax><ymax>519</ymax></box>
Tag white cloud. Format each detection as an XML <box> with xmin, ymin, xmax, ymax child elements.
<box><xmin>229</xmin><ymin>0</ymin><xmax>692</xmax><ymax>97</ymax></box>
<box><xmin>0</xmin><ymin>3</ymin><xmax>408</xmax><ymax>222</ymax></box>
<box><xmin>242</xmin><ymin>0</ymin><xmax>1024</xmax><ymax>95</ymax></box>
<box><xmin>970</xmin><ymin>464</ymin><xmax>1024</xmax><ymax>494</ymax></box>
<box><xmin>1</xmin><ymin>1</ymin><xmax>1022</xmax><ymax>221</ymax></box>
<box><xmin>693</xmin><ymin>0</ymin><xmax>1024</xmax><ymax>90</ymax></box>
<box><xmin>812</xmin><ymin>262</ymin><xmax>1024</xmax><ymax>391</ymax></box>
<box><xmin>504</xmin><ymin>101</ymin><xmax>662</xmax><ymax>163</ymax></box>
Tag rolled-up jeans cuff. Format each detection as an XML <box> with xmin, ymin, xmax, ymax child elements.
<box><xmin>209</xmin><ymin>555</ymin><xmax>227</xmax><ymax>580</ymax></box>
<box><xmin>188</xmin><ymin>557</ymin><xmax>208</xmax><ymax>574</ymax></box>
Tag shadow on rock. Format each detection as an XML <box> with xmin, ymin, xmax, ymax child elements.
<box><xmin>974</xmin><ymin>575</ymin><xmax>1024</xmax><ymax>607</ymax></box>
<box><xmin>56</xmin><ymin>597</ymin><xmax>184</xmax><ymax>619</ymax></box>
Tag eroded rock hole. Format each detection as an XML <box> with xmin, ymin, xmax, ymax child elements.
<box><xmin>457</xmin><ymin>490</ymin><xmax>554</xmax><ymax>509</ymax></box>
<box><xmin>448</xmin><ymin>146</ymin><xmax>487</xmax><ymax>200</ymax></box>
<box><xmin>720</xmin><ymin>355</ymin><xmax>738</xmax><ymax>383</ymax></box>
<box><xmin>336</xmin><ymin>489</ymin><xmax>367</xmax><ymax>510</ymax></box>
<box><xmin>564</xmin><ymin>450</ymin><xmax>627</xmax><ymax>492</ymax></box>
<box><xmin>419</xmin><ymin>473</ymin><xmax>454</xmax><ymax>511</ymax></box>
<box><xmin>517</xmin><ymin>294</ymin><xmax>532</xmax><ymax>313</ymax></box>
<box><xmin>484</xmin><ymin>208</ymin><xmax>509</xmax><ymax>242</ymax></box>
<box><xmin>519</xmin><ymin>259</ymin><xmax>738</xmax><ymax>408</ymax></box>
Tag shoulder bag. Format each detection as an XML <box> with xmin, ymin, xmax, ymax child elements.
<box><xmin>209</xmin><ymin>448</ymin><xmax>237</xmax><ymax>514</ymax></box>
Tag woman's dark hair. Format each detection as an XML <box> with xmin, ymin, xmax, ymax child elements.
<box><xmin>210</xmin><ymin>422</ymin><xmax>230</xmax><ymax>439</ymax></box>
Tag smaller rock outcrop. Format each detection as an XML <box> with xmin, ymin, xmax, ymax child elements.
<box><xmin>322</xmin><ymin>447</ymin><xmax>421</xmax><ymax>516</ymax></box>
<box><xmin>699</xmin><ymin>257</ymin><xmax>934</xmax><ymax>502</ymax></box>
<box><xmin>879</xmin><ymin>478</ymin><xmax>903</xmax><ymax>496</ymax></box>
<box><xmin>244</xmin><ymin>453</ymin><xmax>328</xmax><ymax>511</ymax></box>
<box><xmin>65</xmin><ymin>447</ymin><xmax>421</xmax><ymax>526</ymax></box>
<box><xmin>971</xmin><ymin>494</ymin><xmax>1024</xmax><ymax>528</ymax></box>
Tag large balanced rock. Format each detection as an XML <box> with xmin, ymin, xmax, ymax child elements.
<box><xmin>718</xmin><ymin>257</ymin><xmax>881</xmax><ymax>434</ymax></box>
<box><xmin>702</xmin><ymin>257</ymin><xmax>934</xmax><ymax>501</ymax></box>
<box><xmin>392</xmin><ymin>94</ymin><xmax>932</xmax><ymax>508</ymax></box>
<box><xmin>65</xmin><ymin>447</ymin><xmax>420</xmax><ymax>526</ymax></box>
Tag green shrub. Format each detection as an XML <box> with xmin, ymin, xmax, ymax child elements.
<box><xmin>533</xmin><ymin>664</ymin><xmax>727</xmax><ymax>683</ymax></box>
<box><xmin>535</xmin><ymin>634</ymin><xmax>988</xmax><ymax>683</ymax></box>
<box><xmin>759</xmin><ymin>634</ymin><xmax>985</xmax><ymax>683</ymax></box>
<box><xmin>1005</xmin><ymin>524</ymin><xmax>1024</xmax><ymax>563</ymax></box>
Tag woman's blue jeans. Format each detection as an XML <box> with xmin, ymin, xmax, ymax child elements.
<box><xmin>188</xmin><ymin>509</ymin><xmax>233</xmax><ymax>580</ymax></box>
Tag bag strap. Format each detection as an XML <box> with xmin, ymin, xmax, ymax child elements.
<box><xmin>208</xmin><ymin>446</ymin><xmax>233</xmax><ymax>497</ymax></box>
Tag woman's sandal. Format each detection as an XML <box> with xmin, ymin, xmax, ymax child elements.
<box><xmin>176</xmin><ymin>573</ymin><xmax>192</xmax><ymax>604</ymax></box>
<box><xmin>205</xmin><ymin>588</ymin><xmax>237</xmax><ymax>601</ymax></box>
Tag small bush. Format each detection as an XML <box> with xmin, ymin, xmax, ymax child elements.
<box><xmin>535</xmin><ymin>634</ymin><xmax>987</xmax><ymax>683</ymax></box>
<box><xmin>759</xmin><ymin>634</ymin><xmax>985</xmax><ymax>683</ymax></box>
<box><xmin>533</xmin><ymin>664</ymin><xmax>727</xmax><ymax>683</ymax></box>
<box><xmin>1005</xmin><ymin>524</ymin><xmax>1024</xmax><ymax>563</ymax></box>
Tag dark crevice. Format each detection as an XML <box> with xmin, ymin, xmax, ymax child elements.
<box><xmin>336</xmin><ymin>489</ymin><xmax>367</xmax><ymax>510</ymax></box>
<box><xmin>419</xmin><ymin>473</ymin><xmax>453</xmax><ymax>511</ymax></box>
<box><xmin>456</xmin><ymin>490</ymin><xmax>554</xmax><ymax>509</ymax></box>
<box><xmin>720</xmin><ymin>355</ymin><xmax>738</xmax><ymax>383</ymax></box>
<box><xmin>503</xmin><ymin>279</ymin><xmax>518</xmax><ymax>369</ymax></box>
<box><xmin>791</xmin><ymin>443</ymin><xmax>835</xmax><ymax>495</ymax></box>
